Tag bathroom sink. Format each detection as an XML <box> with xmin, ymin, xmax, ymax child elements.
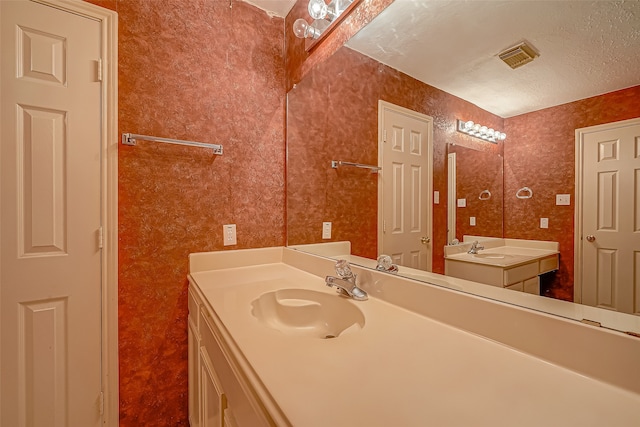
<box><xmin>473</xmin><ymin>253</ymin><xmax>513</xmax><ymax>259</ymax></box>
<box><xmin>250</xmin><ymin>289</ymin><xmax>365</xmax><ymax>339</ymax></box>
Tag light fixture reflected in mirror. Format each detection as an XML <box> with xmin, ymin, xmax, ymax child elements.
<box><xmin>457</xmin><ymin>119</ymin><xmax>506</xmax><ymax>143</ymax></box>
<box><xmin>293</xmin><ymin>17</ymin><xmax>330</xmax><ymax>39</ymax></box>
<box><xmin>293</xmin><ymin>0</ymin><xmax>354</xmax><ymax>39</ymax></box>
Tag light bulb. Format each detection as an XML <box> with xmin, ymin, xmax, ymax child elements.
<box><xmin>473</xmin><ymin>124</ymin><xmax>481</xmax><ymax>133</ymax></box>
<box><xmin>292</xmin><ymin>18</ymin><xmax>327</xmax><ymax>39</ymax></box>
<box><xmin>293</xmin><ymin>18</ymin><xmax>310</xmax><ymax>38</ymax></box>
<box><xmin>487</xmin><ymin>128</ymin><xmax>495</xmax><ymax>137</ymax></box>
<box><xmin>308</xmin><ymin>0</ymin><xmax>329</xmax><ymax>19</ymax></box>
<box><xmin>480</xmin><ymin>126</ymin><xmax>488</xmax><ymax>135</ymax></box>
<box><xmin>464</xmin><ymin>120</ymin><xmax>474</xmax><ymax>130</ymax></box>
<box><xmin>499</xmin><ymin>132</ymin><xmax>507</xmax><ymax>140</ymax></box>
<box><xmin>310</xmin><ymin>19</ymin><xmax>330</xmax><ymax>35</ymax></box>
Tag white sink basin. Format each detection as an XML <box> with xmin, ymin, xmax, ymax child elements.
<box><xmin>474</xmin><ymin>253</ymin><xmax>514</xmax><ymax>260</ymax></box>
<box><xmin>250</xmin><ymin>289</ymin><xmax>365</xmax><ymax>339</ymax></box>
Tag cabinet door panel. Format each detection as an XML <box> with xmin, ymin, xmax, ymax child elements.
<box><xmin>505</xmin><ymin>282</ymin><xmax>524</xmax><ymax>292</ymax></box>
<box><xmin>523</xmin><ymin>277</ymin><xmax>540</xmax><ymax>295</ymax></box>
<box><xmin>200</xmin><ymin>347</ymin><xmax>223</xmax><ymax>427</ymax></box>
<box><xmin>188</xmin><ymin>319</ymin><xmax>201</xmax><ymax>427</ymax></box>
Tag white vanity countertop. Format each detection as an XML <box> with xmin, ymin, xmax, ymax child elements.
<box><xmin>189</xmin><ymin>247</ymin><xmax>640</xmax><ymax>427</ymax></box>
<box><xmin>444</xmin><ymin>237</ymin><xmax>559</xmax><ymax>268</ymax></box>
<box><xmin>289</xmin><ymin>243</ymin><xmax>640</xmax><ymax>349</ymax></box>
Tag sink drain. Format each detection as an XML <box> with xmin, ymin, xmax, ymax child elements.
<box><xmin>323</xmin><ymin>334</ymin><xmax>337</xmax><ymax>339</ymax></box>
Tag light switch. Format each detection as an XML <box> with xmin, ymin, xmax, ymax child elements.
<box><xmin>322</xmin><ymin>222</ymin><xmax>332</xmax><ymax>239</ymax></box>
<box><xmin>457</xmin><ymin>198</ymin><xmax>466</xmax><ymax>208</ymax></box>
<box><xmin>434</xmin><ymin>191</ymin><xmax>440</xmax><ymax>204</ymax></box>
<box><xmin>470</xmin><ymin>216</ymin><xmax>476</xmax><ymax>226</ymax></box>
<box><xmin>556</xmin><ymin>194</ymin><xmax>570</xmax><ymax>205</ymax></box>
<box><xmin>540</xmin><ymin>218</ymin><xmax>549</xmax><ymax>229</ymax></box>
<box><xmin>223</xmin><ymin>224</ymin><xmax>237</xmax><ymax>246</ymax></box>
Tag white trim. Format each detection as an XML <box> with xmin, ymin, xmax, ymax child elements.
<box><xmin>574</xmin><ymin>116</ymin><xmax>640</xmax><ymax>305</ymax></box>
<box><xmin>447</xmin><ymin>152</ymin><xmax>457</xmax><ymax>244</ymax></box>
<box><xmin>377</xmin><ymin>100</ymin><xmax>434</xmax><ymax>271</ymax></box>
<box><xmin>30</xmin><ymin>0</ymin><xmax>119</xmax><ymax>425</ymax></box>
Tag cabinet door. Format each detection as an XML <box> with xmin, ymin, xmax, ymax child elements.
<box><xmin>200</xmin><ymin>347</ymin><xmax>224</xmax><ymax>427</ymax></box>
<box><xmin>505</xmin><ymin>282</ymin><xmax>524</xmax><ymax>292</ymax></box>
<box><xmin>523</xmin><ymin>277</ymin><xmax>540</xmax><ymax>295</ymax></box>
<box><xmin>188</xmin><ymin>319</ymin><xmax>200</xmax><ymax>427</ymax></box>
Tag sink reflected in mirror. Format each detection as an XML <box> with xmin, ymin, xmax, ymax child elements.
<box><xmin>251</xmin><ymin>288</ymin><xmax>365</xmax><ymax>339</ymax></box>
<box><xmin>473</xmin><ymin>254</ymin><xmax>510</xmax><ymax>260</ymax></box>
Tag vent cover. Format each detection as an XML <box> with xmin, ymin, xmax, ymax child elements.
<box><xmin>498</xmin><ymin>42</ymin><xmax>539</xmax><ymax>69</ymax></box>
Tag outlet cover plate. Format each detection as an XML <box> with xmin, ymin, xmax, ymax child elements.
<box><xmin>322</xmin><ymin>222</ymin><xmax>332</xmax><ymax>239</ymax></box>
<box><xmin>223</xmin><ymin>224</ymin><xmax>237</xmax><ymax>246</ymax></box>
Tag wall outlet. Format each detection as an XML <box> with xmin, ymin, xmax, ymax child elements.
<box><xmin>223</xmin><ymin>224</ymin><xmax>237</xmax><ymax>246</ymax></box>
<box><xmin>540</xmin><ymin>218</ymin><xmax>549</xmax><ymax>229</ymax></box>
<box><xmin>434</xmin><ymin>191</ymin><xmax>440</xmax><ymax>204</ymax></box>
<box><xmin>470</xmin><ymin>216</ymin><xmax>476</xmax><ymax>226</ymax></box>
<box><xmin>322</xmin><ymin>222</ymin><xmax>332</xmax><ymax>239</ymax></box>
<box><xmin>457</xmin><ymin>198</ymin><xmax>466</xmax><ymax>208</ymax></box>
<box><xmin>556</xmin><ymin>194</ymin><xmax>571</xmax><ymax>205</ymax></box>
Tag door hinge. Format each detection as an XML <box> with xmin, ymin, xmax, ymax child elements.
<box><xmin>98</xmin><ymin>226</ymin><xmax>104</xmax><ymax>249</ymax></box>
<box><xmin>383</xmin><ymin>129</ymin><xmax>387</xmax><ymax>143</ymax></box>
<box><xmin>383</xmin><ymin>220</ymin><xmax>386</xmax><ymax>233</ymax></box>
<box><xmin>99</xmin><ymin>391</ymin><xmax>104</xmax><ymax>416</ymax></box>
<box><xmin>97</xmin><ymin>58</ymin><xmax>103</xmax><ymax>82</ymax></box>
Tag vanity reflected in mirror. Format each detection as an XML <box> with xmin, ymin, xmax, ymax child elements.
<box><xmin>287</xmin><ymin>0</ymin><xmax>640</xmax><ymax>333</ymax></box>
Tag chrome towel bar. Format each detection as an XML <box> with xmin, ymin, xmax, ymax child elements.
<box><xmin>331</xmin><ymin>160</ymin><xmax>381</xmax><ymax>173</ymax></box>
<box><xmin>121</xmin><ymin>133</ymin><xmax>223</xmax><ymax>155</ymax></box>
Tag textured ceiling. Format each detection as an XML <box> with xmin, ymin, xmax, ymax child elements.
<box><xmin>347</xmin><ymin>0</ymin><xmax>640</xmax><ymax>117</ymax></box>
<box><xmin>247</xmin><ymin>0</ymin><xmax>640</xmax><ymax>118</ymax></box>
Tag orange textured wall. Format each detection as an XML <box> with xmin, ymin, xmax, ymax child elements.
<box><xmin>287</xmin><ymin>47</ymin><xmax>504</xmax><ymax>272</ymax></box>
<box><xmin>86</xmin><ymin>1</ymin><xmax>286</xmax><ymax>425</ymax></box>
<box><xmin>449</xmin><ymin>144</ymin><xmax>504</xmax><ymax>240</ymax></box>
<box><xmin>504</xmin><ymin>85</ymin><xmax>640</xmax><ymax>300</ymax></box>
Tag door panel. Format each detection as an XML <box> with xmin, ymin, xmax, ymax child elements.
<box><xmin>580</xmin><ymin>121</ymin><xmax>640</xmax><ymax>315</ymax></box>
<box><xmin>1</xmin><ymin>1</ymin><xmax>103</xmax><ymax>425</ymax></box>
<box><xmin>18</xmin><ymin>104</ymin><xmax>68</xmax><ymax>256</ymax></box>
<box><xmin>379</xmin><ymin>102</ymin><xmax>433</xmax><ymax>271</ymax></box>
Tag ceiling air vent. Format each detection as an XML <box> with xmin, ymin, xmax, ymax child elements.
<box><xmin>498</xmin><ymin>42</ymin><xmax>539</xmax><ymax>69</ymax></box>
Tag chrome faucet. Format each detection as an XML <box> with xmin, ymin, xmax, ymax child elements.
<box><xmin>325</xmin><ymin>260</ymin><xmax>368</xmax><ymax>301</ymax></box>
<box><xmin>467</xmin><ymin>240</ymin><xmax>485</xmax><ymax>254</ymax></box>
<box><xmin>376</xmin><ymin>254</ymin><xmax>399</xmax><ymax>274</ymax></box>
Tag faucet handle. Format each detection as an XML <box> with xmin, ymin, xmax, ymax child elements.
<box><xmin>376</xmin><ymin>255</ymin><xmax>392</xmax><ymax>270</ymax></box>
<box><xmin>376</xmin><ymin>254</ymin><xmax>399</xmax><ymax>274</ymax></box>
<box><xmin>335</xmin><ymin>259</ymin><xmax>354</xmax><ymax>278</ymax></box>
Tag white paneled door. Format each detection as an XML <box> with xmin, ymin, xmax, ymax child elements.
<box><xmin>1</xmin><ymin>1</ymin><xmax>103</xmax><ymax>426</ymax></box>
<box><xmin>379</xmin><ymin>101</ymin><xmax>433</xmax><ymax>271</ymax></box>
<box><xmin>577</xmin><ymin>118</ymin><xmax>640</xmax><ymax>315</ymax></box>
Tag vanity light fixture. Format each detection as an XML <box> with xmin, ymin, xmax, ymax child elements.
<box><xmin>293</xmin><ymin>0</ymin><xmax>354</xmax><ymax>39</ymax></box>
<box><xmin>457</xmin><ymin>119</ymin><xmax>506</xmax><ymax>143</ymax></box>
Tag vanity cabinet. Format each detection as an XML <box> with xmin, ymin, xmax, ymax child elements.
<box><xmin>445</xmin><ymin>254</ymin><xmax>558</xmax><ymax>295</ymax></box>
<box><xmin>188</xmin><ymin>282</ymin><xmax>272</xmax><ymax>427</ymax></box>
<box><xmin>444</xmin><ymin>238</ymin><xmax>560</xmax><ymax>295</ymax></box>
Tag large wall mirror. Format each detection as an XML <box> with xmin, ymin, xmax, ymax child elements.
<box><xmin>287</xmin><ymin>0</ymin><xmax>640</xmax><ymax>334</ymax></box>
